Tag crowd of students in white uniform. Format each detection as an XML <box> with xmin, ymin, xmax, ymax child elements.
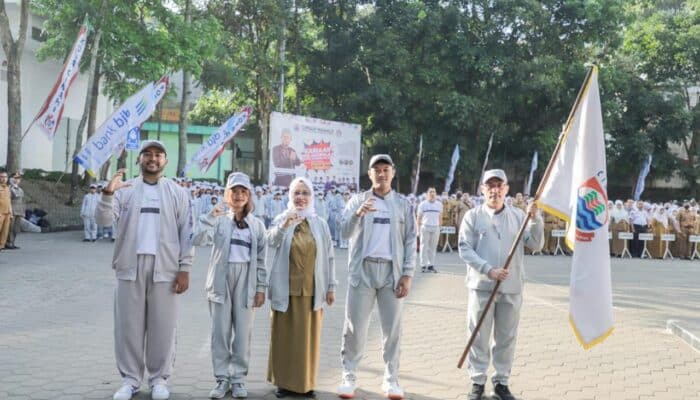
<box><xmin>80</xmin><ymin>176</ymin><xmax>700</xmax><ymax>263</ymax></box>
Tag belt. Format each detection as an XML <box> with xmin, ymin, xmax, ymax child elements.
<box><xmin>364</xmin><ymin>256</ymin><xmax>392</xmax><ymax>264</ymax></box>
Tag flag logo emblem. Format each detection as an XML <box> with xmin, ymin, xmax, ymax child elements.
<box><xmin>575</xmin><ymin>176</ymin><xmax>608</xmax><ymax>242</ymax></box>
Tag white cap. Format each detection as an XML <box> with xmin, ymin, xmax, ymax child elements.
<box><xmin>139</xmin><ymin>140</ymin><xmax>167</xmax><ymax>155</ymax></box>
<box><xmin>225</xmin><ymin>172</ymin><xmax>252</xmax><ymax>191</ymax></box>
<box><xmin>482</xmin><ymin>169</ymin><xmax>507</xmax><ymax>184</ymax></box>
<box><xmin>369</xmin><ymin>154</ymin><xmax>394</xmax><ymax>168</ymax></box>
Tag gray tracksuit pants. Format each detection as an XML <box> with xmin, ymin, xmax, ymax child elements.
<box><xmin>341</xmin><ymin>258</ymin><xmax>403</xmax><ymax>383</ymax></box>
<box><xmin>115</xmin><ymin>255</ymin><xmax>178</xmax><ymax>388</ymax></box>
<box><xmin>209</xmin><ymin>262</ymin><xmax>254</xmax><ymax>383</ymax></box>
<box><xmin>420</xmin><ymin>226</ymin><xmax>439</xmax><ymax>267</ymax></box>
<box><xmin>83</xmin><ymin>217</ymin><xmax>97</xmax><ymax>240</ymax></box>
<box><xmin>467</xmin><ymin>289</ymin><xmax>522</xmax><ymax>386</ymax></box>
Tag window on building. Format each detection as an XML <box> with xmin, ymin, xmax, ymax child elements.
<box><xmin>187</xmin><ymin>134</ymin><xmax>203</xmax><ymax>144</ymax></box>
<box><xmin>32</xmin><ymin>27</ymin><xmax>47</xmax><ymax>43</ymax></box>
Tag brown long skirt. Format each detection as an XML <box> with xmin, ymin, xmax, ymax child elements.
<box><xmin>267</xmin><ymin>296</ymin><xmax>323</xmax><ymax>393</ymax></box>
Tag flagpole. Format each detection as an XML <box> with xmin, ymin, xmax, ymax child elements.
<box><xmin>457</xmin><ymin>65</ymin><xmax>596</xmax><ymax>369</ymax></box>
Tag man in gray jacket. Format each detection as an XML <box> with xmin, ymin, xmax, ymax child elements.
<box><xmin>458</xmin><ymin>169</ymin><xmax>543</xmax><ymax>400</ymax></box>
<box><xmin>337</xmin><ymin>154</ymin><xmax>416</xmax><ymax>400</ymax></box>
<box><xmin>97</xmin><ymin>140</ymin><xmax>194</xmax><ymax>400</ymax></box>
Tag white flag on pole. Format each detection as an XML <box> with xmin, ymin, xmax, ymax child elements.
<box><xmin>412</xmin><ymin>135</ymin><xmax>423</xmax><ymax>195</ymax></box>
<box><xmin>29</xmin><ymin>22</ymin><xmax>90</xmax><ymax>140</ymax></box>
<box><xmin>184</xmin><ymin>106</ymin><xmax>253</xmax><ymax>174</ymax></box>
<box><xmin>524</xmin><ymin>151</ymin><xmax>538</xmax><ymax>196</ymax></box>
<box><xmin>536</xmin><ymin>66</ymin><xmax>613</xmax><ymax>349</ymax></box>
<box><xmin>443</xmin><ymin>144</ymin><xmax>460</xmax><ymax>193</ymax></box>
<box><xmin>75</xmin><ymin>77</ymin><xmax>168</xmax><ymax>176</ymax></box>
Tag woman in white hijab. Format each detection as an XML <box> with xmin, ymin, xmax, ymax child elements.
<box><xmin>649</xmin><ymin>205</ymin><xmax>671</xmax><ymax>258</ymax></box>
<box><xmin>610</xmin><ymin>200</ymin><xmax>630</xmax><ymax>257</ymax></box>
<box><xmin>266</xmin><ymin>177</ymin><xmax>336</xmax><ymax>398</ymax></box>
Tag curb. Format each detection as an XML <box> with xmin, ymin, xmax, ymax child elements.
<box><xmin>666</xmin><ymin>319</ymin><xmax>700</xmax><ymax>352</ymax></box>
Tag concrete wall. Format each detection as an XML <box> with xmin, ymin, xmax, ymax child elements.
<box><xmin>0</xmin><ymin>2</ymin><xmax>114</xmax><ymax>172</ymax></box>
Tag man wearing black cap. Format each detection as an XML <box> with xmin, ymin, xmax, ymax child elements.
<box><xmin>97</xmin><ymin>140</ymin><xmax>194</xmax><ymax>400</ymax></box>
<box><xmin>338</xmin><ymin>154</ymin><xmax>416</xmax><ymax>400</ymax></box>
<box><xmin>458</xmin><ymin>169</ymin><xmax>543</xmax><ymax>400</ymax></box>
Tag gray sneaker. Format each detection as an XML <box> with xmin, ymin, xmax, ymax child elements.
<box><xmin>231</xmin><ymin>383</ymin><xmax>248</xmax><ymax>398</ymax></box>
<box><xmin>209</xmin><ymin>380</ymin><xmax>230</xmax><ymax>399</ymax></box>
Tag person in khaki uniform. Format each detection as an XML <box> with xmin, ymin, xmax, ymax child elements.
<box><xmin>455</xmin><ymin>193</ymin><xmax>473</xmax><ymax>233</ymax></box>
<box><xmin>677</xmin><ymin>204</ymin><xmax>697</xmax><ymax>259</ymax></box>
<box><xmin>609</xmin><ymin>200</ymin><xmax>630</xmax><ymax>257</ymax></box>
<box><xmin>0</xmin><ymin>171</ymin><xmax>13</xmax><ymax>251</ymax></box>
<box><xmin>512</xmin><ymin>193</ymin><xmax>526</xmax><ymax>212</ymax></box>
<box><xmin>542</xmin><ymin>212</ymin><xmax>559</xmax><ymax>255</ymax></box>
<box><xmin>6</xmin><ymin>172</ymin><xmax>25</xmax><ymax>249</ymax></box>
<box><xmin>649</xmin><ymin>207</ymin><xmax>671</xmax><ymax>259</ymax></box>
<box><xmin>437</xmin><ymin>192</ymin><xmax>453</xmax><ymax>249</ymax></box>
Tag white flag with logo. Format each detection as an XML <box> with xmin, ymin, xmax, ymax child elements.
<box><xmin>75</xmin><ymin>77</ymin><xmax>168</xmax><ymax>176</ymax></box>
<box><xmin>184</xmin><ymin>106</ymin><xmax>252</xmax><ymax>174</ymax></box>
<box><xmin>536</xmin><ymin>66</ymin><xmax>613</xmax><ymax>349</ymax></box>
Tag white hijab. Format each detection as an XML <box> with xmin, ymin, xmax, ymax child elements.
<box><xmin>286</xmin><ymin>177</ymin><xmax>317</xmax><ymax>219</ymax></box>
<box><xmin>653</xmin><ymin>207</ymin><xmax>669</xmax><ymax>229</ymax></box>
<box><xmin>610</xmin><ymin>200</ymin><xmax>628</xmax><ymax>224</ymax></box>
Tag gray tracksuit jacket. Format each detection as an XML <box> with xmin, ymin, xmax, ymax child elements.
<box><xmin>96</xmin><ymin>177</ymin><xmax>194</xmax><ymax>282</ymax></box>
<box><xmin>194</xmin><ymin>212</ymin><xmax>268</xmax><ymax>306</ymax></box>
<box><xmin>266</xmin><ymin>211</ymin><xmax>337</xmax><ymax>312</ymax></box>
<box><xmin>340</xmin><ymin>190</ymin><xmax>417</xmax><ymax>288</ymax></box>
<box><xmin>458</xmin><ymin>204</ymin><xmax>544</xmax><ymax>294</ymax></box>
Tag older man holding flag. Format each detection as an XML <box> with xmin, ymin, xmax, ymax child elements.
<box><xmin>457</xmin><ymin>66</ymin><xmax>614</xmax><ymax>400</ymax></box>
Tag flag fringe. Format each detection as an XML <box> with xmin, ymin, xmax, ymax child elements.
<box><xmin>569</xmin><ymin>314</ymin><xmax>614</xmax><ymax>350</ymax></box>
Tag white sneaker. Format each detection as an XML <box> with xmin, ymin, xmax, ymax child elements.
<box><xmin>231</xmin><ymin>383</ymin><xmax>248</xmax><ymax>398</ymax></box>
<box><xmin>113</xmin><ymin>384</ymin><xmax>137</xmax><ymax>400</ymax></box>
<box><xmin>151</xmin><ymin>383</ymin><xmax>170</xmax><ymax>400</ymax></box>
<box><xmin>209</xmin><ymin>380</ymin><xmax>230</xmax><ymax>398</ymax></box>
<box><xmin>337</xmin><ymin>374</ymin><xmax>357</xmax><ymax>398</ymax></box>
<box><xmin>381</xmin><ymin>381</ymin><xmax>404</xmax><ymax>400</ymax></box>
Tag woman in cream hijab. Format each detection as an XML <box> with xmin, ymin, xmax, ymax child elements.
<box><xmin>266</xmin><ymin>177</ymin><xmax>336</xmax><ymax>398</ymax></box>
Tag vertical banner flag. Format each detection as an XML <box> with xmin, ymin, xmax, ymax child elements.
<box><xmin>633</xmin><ymin>154</ymin><xmax>652</xmax><ymax>201</ymax></box>
<box><xmin>184</xmin><ymin>106</ymin><xmax>253</xmax><ymax>174</ymax></box>
<box><xmin>412</xmin><ymin>135</ymin><xmax>423</xmax><ymax>195</ymax></box>
<box><xmin>476</xmin><ymin>132</ymin><xmax>495</xmax><ymax>195</ymax></box>
<box><xmin>524</xmin><ymin>151</ymin><xmax>538</xmax><ymax>196</ymax></box>
<box><xmin>75</xmin><ymin>77</ymin><xmax>169</xmax><ymax>176</ymax></box>
<box><xmin>536</xmin><ymin>66</ymin><xmax>613</xmax><ymax>349</ymax></box>
<box><xmin>444</xmin><ymin>144</ymin><xmax>460</xmax><ymax>193</ymax></box>
<box><xmin>29</xmin><ymin>21</ymin><xmax>91</xmax><ymax>140</ymax></box>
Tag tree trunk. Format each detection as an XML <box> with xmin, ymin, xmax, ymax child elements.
<box><xmin>5</xmin><ymin>53</ymin><xmax>22</xmax><ymax>172</ymax></box>
<box><xmin>0</xmin><ymin>0</ymin><xmax>29</xmax><ymax>173</ymax></box>
<box><xmin>176</xmin><ymin>0</ymin><xmax>192</xmax><ymax>177</ymax></box>
<box><xmin>85</xmin><ymin>64</ymin><xmax>101</xmax><ymax>183</ymax></box>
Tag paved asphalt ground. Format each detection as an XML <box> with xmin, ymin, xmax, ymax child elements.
<box><xmin>1</xmin><ymin>231</ymin><xmax>698</xmax><ymax>399</ymax></box>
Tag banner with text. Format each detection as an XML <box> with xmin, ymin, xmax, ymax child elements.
<box><xmin>184</xmin><ymin>106</ymin><xmax>253</xmax><ymax>174</ymax></box>
<box><xmin>74</xmin><ymin>77</ymin><xmax>169</xmax><ymax>176</ymax></box>
<box><xmin>29</xmin><ymin>22</ymin><xmax>90</xmax><ymax>139</ymax></box>
<box><xmin>268</xmin><ymin>112</ymin><xmax>361</xmax><ymax>190</ymax></box>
